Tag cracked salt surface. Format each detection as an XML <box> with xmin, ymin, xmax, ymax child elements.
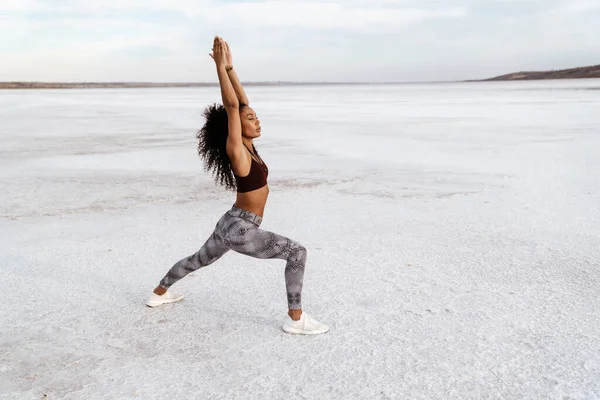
<box><xmin>1</xmin><ymin>81</ymin><xmax>600</xmax><ymax>399</ymax></box>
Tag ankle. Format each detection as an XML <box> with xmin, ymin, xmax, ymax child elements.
<box><xmin>288</xmin><ymin>309</ymin><xmax>302</xmax><ymax>321</ymax></box>
<box><xmin>153</xmin><ymin>285</ymin><xmax>167</xmax><ymax>296</ymax></box>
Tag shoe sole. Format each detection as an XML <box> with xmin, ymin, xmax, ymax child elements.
<box><xmin>146</xmin><ymin>295</ymin><xmax>184</xmax><ymax>308</ymax></box>
<box><xmin>282</xmin><ymin>326</ymin><xmax>330</xmax><ymax>335</ymax></box>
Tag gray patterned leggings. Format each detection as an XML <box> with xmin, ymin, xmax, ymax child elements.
<box><xmin>159</xmin><ymin>206</ymin><xmax>306</xmax><ymax>309</ymax></box>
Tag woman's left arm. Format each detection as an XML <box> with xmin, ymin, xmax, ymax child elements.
<box><xmin>223</xmin><ymin>39</ymin><xmax>249</xmax><ymax>106</ymax></box>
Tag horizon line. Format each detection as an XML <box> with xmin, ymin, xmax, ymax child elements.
<box><xmin>0</xmin><ymin>80</ymin><xmax>477</xmax><ymax>89</ymax></box>
<box><xmin>0</xmin><ymin>80</ymin><xmax>460</xmax><ymax>84</ymax></box>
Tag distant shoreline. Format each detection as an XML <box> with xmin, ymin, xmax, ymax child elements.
<box><xmin>1</xmin><ymin>64</ymin><xmax>599</xmax><ymax>89</ymax></box>
<box><xmin>0</xmin><ymin>81</ymin><xmax>408</xmax><ymax>89</ymax></box>
<box><xmin>473</xmin><ymin>64</ymin><xmax>600</xmax><ymax>82</ymax></box>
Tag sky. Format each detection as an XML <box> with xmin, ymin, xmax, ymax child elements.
<box><xmin>1</xmin><ymin>0</ymin><xmax>599</xmax><ymax>82</ymax></box>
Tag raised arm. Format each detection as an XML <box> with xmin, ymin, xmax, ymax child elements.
<box><xmin>210</xmin><ymin>37</ymin><xmax>247</xmax><ymax>172</ymax></box>
<box><xmin>223</xmin><ymin>40</ymin><xmax>249</xmax><ymax>106</ymax></box>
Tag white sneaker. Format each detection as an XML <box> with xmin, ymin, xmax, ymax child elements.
<box><xmin>146</xmin><ymin>290</ymin><xmax>184</xmax><ymax>307</ymax></box>
<box><xmin>283</xmin><ymin>313</ymin><xmax>329</xmax><ymax>335</ymax></box>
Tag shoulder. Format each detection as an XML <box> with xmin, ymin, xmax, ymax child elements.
<box><xmin>227</xmin><ymin>144</ymin><xmax>251</xmax><ymax>176</ymax></box>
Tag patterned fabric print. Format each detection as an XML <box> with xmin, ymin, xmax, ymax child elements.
<box><xmin>159</xmin><ymin>208</ymin><xmax>306</xmax><ymax>310</ymax></box>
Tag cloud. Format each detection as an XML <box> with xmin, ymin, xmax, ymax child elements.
<box><xmin>0</xmin><ymin>0</ymin><xmax>44</xmax><ymax>11</ymax></box>
<box><xmin>1</xmin><ymin>0</ymin><xmax>466</xmax><ymax>31</ymax></box>
<box><xmin>558</xmin><ymin>0</ymin><xmax>600</xmax><ymax>12</ymax></box>
<box><xmin>205</xmin><ymin>1</ymin><xmax>466</xmax><ymax>31</ymax></box>
<box><xmin>0</xmin><ymin>0</ymin><xmax>201</xmax><ymax>12</ymax></box>
<box><xmin>0</xmin><ymin>0</ymin><xmax>598</xmax><ymax>82</ymax></box>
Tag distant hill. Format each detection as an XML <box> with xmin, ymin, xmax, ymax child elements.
<box><xmin>483</xmin><ymin>64</ymin><xmax>600</xmax><ymax>81</ymax></box>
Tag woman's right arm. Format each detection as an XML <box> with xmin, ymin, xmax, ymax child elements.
<box><xmin>211</xmin><ymin>37</ymin><xmax>245</xmax><ymax>170</ymax></box>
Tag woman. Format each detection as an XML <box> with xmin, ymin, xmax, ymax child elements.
<box><xmin>146</xmin><ymin>36</ymin><xmax>329</xmax><ymax>335</ymax></box>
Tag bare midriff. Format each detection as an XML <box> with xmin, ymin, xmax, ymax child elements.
<box><xmin>234</xmin><ymin>185</ymin><xmax>269</xmax><ymax>217</ymax></box>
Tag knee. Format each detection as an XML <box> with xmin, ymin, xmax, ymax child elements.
<box><xmin>293</xmin><ymin>243</ymin><xmax>307</xmax><ymax>263</ymax></box>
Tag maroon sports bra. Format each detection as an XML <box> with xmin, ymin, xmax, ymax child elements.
<box><xmin>234</xmin><ymin>149</ymin><xmax>268</xmax><ymax>193</ymax></box>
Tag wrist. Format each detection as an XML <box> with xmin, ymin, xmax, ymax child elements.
<box><xmin>225</xmin><ymin>65</ymin><xmax>233</xmax><ymax>72</ymax></box>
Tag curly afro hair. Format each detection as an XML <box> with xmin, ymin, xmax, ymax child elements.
<box><xmin>197</xmin><ymin>103</ymin><xmax>236</xmax><ymax>191</ymax></box>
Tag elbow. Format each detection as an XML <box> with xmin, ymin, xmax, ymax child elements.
<box><xmin>224</xmin><ymin>99</ymin><xmax>239</xmax><ymax>110</ymax></box>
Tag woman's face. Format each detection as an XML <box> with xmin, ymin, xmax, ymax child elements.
<box><xmin>240</xmin><ymin>107</ymin><xmax>261</xmax><ymax>138</ymax></box>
